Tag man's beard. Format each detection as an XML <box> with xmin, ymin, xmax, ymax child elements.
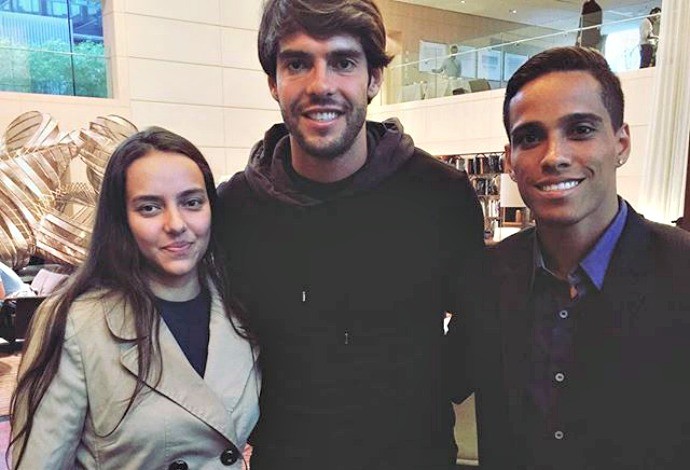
<box><xmin>281</xmin><ymin>99</ymin><xmax>367</xmax><ymax>160</ymax></box>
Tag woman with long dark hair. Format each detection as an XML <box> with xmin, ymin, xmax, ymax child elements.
<box><xmin>9</xmin><ymin>127</ymin><xmax>259</xmax><ymax>469</ymax></box>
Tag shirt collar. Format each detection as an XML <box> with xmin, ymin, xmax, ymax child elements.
<box><xmin>580</xmin><ymin>199</ymin><xmax>628</xmax><ymax>289</ymax></box>
<box><xmin>533</xmin><ymin>198</ymin><xmax>628</xmax><ymax>290</ymax></box>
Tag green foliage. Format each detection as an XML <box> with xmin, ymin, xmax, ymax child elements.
<box><xmin>73</xmin><ymin>41</ymin><xmax>108</xmax><ymax>97</ymax></box>
<box><xmin>0</xmin><ymin>38</ymin><xmax>31</xmax><ymax>93</ymax></box>
<box><xmin>27</xmin><ymin>39</ymin><xmax>73</xmax><ymax>95</ymax></box>
<box><xmin>0</xmin><ymin>39</ymin><xmax>108</xmax><ymax>98</ymax></box>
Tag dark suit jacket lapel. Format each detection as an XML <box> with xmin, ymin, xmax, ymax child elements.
<box><xmin>560</xmin><ymin>207</ymin><xmax>655</xmax><ymax>451</ymax></box>
<box><xmin>579</xmin><ymin>209</ymin><xmax>652</xmax><ymax>355</ymax></box>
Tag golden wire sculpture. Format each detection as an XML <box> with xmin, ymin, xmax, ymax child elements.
<box><xmin>0</xmin><ymin>111</ymin><xmax>137</xmax><ymax>270</ymax></box>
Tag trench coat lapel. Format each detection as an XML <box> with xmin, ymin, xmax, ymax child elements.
<box><xmin>203</xmin><ymin>291</ymin><xmax>258</xmax><ymax>416</ymax></box>
<box><xmin>110</xmin><ymin>289</ymin><xmax>256</xmax><ymax>444</ymax></box>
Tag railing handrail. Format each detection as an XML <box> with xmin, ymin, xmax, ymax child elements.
<box><xmin>391</xmin><ymin>12</ymin><xmax>657</xmax><ymax>70</ymax></box>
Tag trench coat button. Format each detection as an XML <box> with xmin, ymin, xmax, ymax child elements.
<box><xmin>168</xmin><ymin>460</ymin><xmax>188</xmax><ymax>470</ymax></box>
<box><xmin>220</xmin><ymin>445</ymin><xmax>240</xmax><ymax>466</ymax></box>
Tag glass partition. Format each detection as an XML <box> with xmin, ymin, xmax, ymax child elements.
<box><xmin>384</xmin><ymin>13</ymin><xmax>657</xmax><ymax>105</ymax></box>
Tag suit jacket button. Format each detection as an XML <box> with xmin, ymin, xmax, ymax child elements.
<box><xmin>168</xmin><ymin>460</ymin><xmax>188</xmax><ymax>470</ymax></box>
<box><xmin>220</xmin><ymin>444</ymin><xmax>240</xmax><ymax>466</ymax></box>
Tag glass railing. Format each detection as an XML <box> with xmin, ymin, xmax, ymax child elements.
<box><xmin>0</xmin><ymin>41</ymin><xmax>109</xmax><ymax>98</ymax></box>
<box><xmin>383</xmin><ymin>13</ymin><xmax>658</xmax><ymax>105</ymax></box>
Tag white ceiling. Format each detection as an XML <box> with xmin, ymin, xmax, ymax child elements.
<box><xmin>394</xmin><ymin>0</ymin><xmax>661</xmax><ymax>30</ymax></box>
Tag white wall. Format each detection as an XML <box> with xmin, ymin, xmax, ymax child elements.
<box><xmin>0</xmin><ymin>0</ymin><xmax>279</xmax><ymax>182</ymax></box>
<box><xmin>368</xmin><ymin>67</ymin><xmax>657</xmax><ymax>210</ymax></box>
<box><xmin>0</xmin><ymin>0</ymin><xmax>658</xmax><ymax>203</ymax></box>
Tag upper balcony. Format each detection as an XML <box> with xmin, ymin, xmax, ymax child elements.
<box><xmin>381</xmin><ymin>11</ymin><xmax>660</xmax><ymax>105</ymax></box>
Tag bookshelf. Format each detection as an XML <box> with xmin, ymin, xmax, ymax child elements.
<box><xmin>436</xmin><ymin>151</ymin><xmax>507</xmax><ymax>240</ymax></box>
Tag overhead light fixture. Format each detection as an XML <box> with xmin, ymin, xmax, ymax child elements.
<box><xmin>509</xmin><ymin>9</ymin><xmax>517</xmax><ymax>14</ymax></box>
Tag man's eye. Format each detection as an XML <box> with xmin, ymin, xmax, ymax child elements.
<box><xmin>514</xmin><ymin>133</ymin><xmax>541</xmax><ymax>148</ymax></box>
<box><xmin>334</xmin><ymin>58</ymin><xmax>355</xmax><ymax>71</ymax></box>
<box><xmin>286</xmin><ymin>60</ymin><xmax>307</xmax><ymax>72</ymax></box>
<box><xmin>571</xmin><ymin>124</ymin><xmax>595</xmax><ymax>138</ymax></box>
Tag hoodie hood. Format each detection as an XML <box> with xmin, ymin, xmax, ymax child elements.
<box><xmin>244</xmin><ymin>118</ymin><xmax>415</xmax><ymax>206</ymax></box>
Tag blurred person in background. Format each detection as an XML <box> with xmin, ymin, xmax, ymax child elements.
<box><xmin>577</xmin><ymin>0</ymin><xmax>603</xmax><ymax>51</ymax></box>
<box><xmin>640</xmin><ymin>7</ymin><xmax>661</xmax><ymax>68</ymax></box>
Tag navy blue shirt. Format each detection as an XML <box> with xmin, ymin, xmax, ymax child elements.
<box><xmin>156</xmin><ymin>289</ymin><xmax>211</xmax><ymax>377</ymax></box>
<box><xmin>524</xmin><ymin>200</ymin><xmax>628</xmax><ymax>464</ymax></box>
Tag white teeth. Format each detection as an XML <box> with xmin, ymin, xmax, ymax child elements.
<box><xmin>539</xmin><ymin>180</ymin><xmax>580</xmax><ymax>192</ymax></box>
<box><xmin>308</xmin><ymin>111</ymin><xmax>338</xmax><ymax>121</ymax></box>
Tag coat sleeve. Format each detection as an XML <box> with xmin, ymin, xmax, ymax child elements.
<box><xmin>443</xmin><ymin>173</ymin><xmax>487</xmax><ymax>403</ymax></box>
<box><xmin>13</xmin><ymin>316</ymin><xmax>88</xmax><ymax>469</ymax></box>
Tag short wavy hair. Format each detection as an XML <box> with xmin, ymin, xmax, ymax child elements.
<box><xmin>258</xmin><ymin>0</ymin><xmax>393</xmax><ymax>79</ymax></box>
<box><xmin>503</xmin><ymin>46</ymin><xmax>625</xmax><ymax>138</ymax></box>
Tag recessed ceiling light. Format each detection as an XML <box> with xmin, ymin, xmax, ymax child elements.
<box><xmin>509</xmin><ymin>9</ymin><xmax>517</xmax><ymax>14</ymax></box>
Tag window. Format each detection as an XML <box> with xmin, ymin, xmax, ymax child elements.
<box><xmin>503</xmin><ymin>52</ymin><xmax>527</xmax><ymax>82</ymax></box>
<box><xmin>457</xmin><ymin>45</ymin><xmax>477</xmax><ymax>79</ymax></box>
<box><xmin>477</xmin><ymin>49</ymin><xmax>501</xmax><ymax>82</ymax></box>
<box><xmin>0</xmin><ymin>0</ymin><xmax>107</xmax><ymax>97</ymax></box>
<box><xmin>418</xmin><ymin>40</ymin><xmax>446</xmax><ymax>72</ymax></box>
<box><xmin>605</xmin><ymin>27</ymin><xmax>640</xmax><ymax>73</ymax></box>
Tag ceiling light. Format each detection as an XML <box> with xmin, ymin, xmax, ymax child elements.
<box><xmin>509</xmin><ymin>9</ymin><xmax>517</xmax><ymax>14</ymax></box>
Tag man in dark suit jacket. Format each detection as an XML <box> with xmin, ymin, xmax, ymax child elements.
<box><xmin>460</xmin><ymin>46</ymin><xmax>690</xmax><ymax>470</ymax></box>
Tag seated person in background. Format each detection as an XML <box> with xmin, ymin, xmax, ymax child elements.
<box><xmin>0</xmin><ymin>261</ymin><xmax>30</xmax><ymax>300</ymax></box>
<box><xmin>461</xmin><ymin>46</ymin><xmax>690</xmax><ymax>470</ymax></box>
<box><xmin>10</xmin><ymin>127</ymin><xmax>260</xmax><ymax>469</ymax></box>
<box><xmin>27</xmin><ymin>266</ymin><xmax>70</xmax><ymax>297</ymax></box>
<box><xmin>432</xmin><ymin>44</ymin><xmax>462</xmax><ymax>78</ymax></box>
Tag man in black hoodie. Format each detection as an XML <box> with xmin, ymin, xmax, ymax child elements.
<box><xmin>216</xmin><ymin>1</ymin><xmax>484</xmax><ymax>468</ymax></box>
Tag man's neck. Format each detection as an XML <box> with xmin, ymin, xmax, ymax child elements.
<box><xmin>536</xmin><ymin>217</ymin><xmax>616</xmax><ymax>279</ymax></box>
<box><xmin>537</xmin><ymin>228</ymin><xmax>592</xmax><ymax>279</ymax></box>
<box><xmin>290</xmin><ymin>129</ymin><xmax>368</xmax><ymax>183</ymax></box>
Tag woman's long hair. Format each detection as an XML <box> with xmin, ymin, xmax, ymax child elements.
<box><xmin>9</xmin><ymin>126</ymin><xmax>250</xmax><ymax>467</ymax></box>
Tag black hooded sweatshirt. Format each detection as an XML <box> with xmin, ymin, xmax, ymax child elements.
<box><xmin>217</xmin><ymin>119</ymin><xmax>484</xmax><ymax>470</ymax></box>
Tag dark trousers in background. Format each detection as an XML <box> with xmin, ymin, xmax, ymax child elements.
<box><xmin>640</xmin><ymin>43</ymin><xmax>654</xmax><ymax>68</ymax></box>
